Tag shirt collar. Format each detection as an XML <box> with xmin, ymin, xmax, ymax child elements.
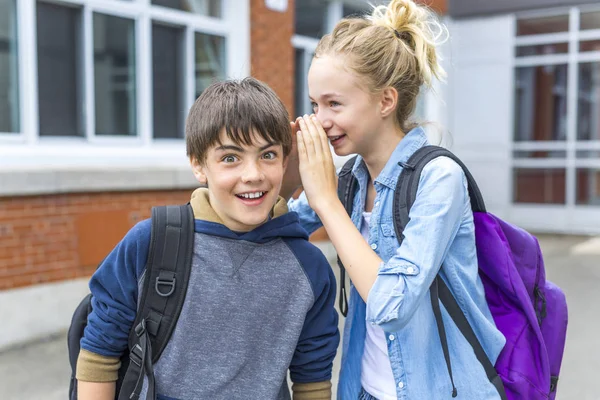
<box><xmin>352</xmin><ymin>126</ymin><xmax>429</xmax><ymax>189</ymax></box>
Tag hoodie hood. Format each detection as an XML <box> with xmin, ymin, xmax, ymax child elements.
<box><xmin>190</xmin><ymin>188</ymin><xmax>308</xmax><ymax>243</ymax></box>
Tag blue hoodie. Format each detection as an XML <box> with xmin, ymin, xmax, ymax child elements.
<box><xmin>78</xmin><ymin>189</ymin><xmax>339</xmax><ymax>400</ymax></box>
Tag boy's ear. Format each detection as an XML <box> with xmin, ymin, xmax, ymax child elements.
<box><xmin>190</xmin><ymin>157</ymin><xmax>208</xmax><ymax>185</ymax></box>
<box><xmin>379</xmin><ymin>86</ymin><xmax>398</xmax><ymax>118</ymax></box>
<box><xmin>282</xmin><ymin>155</ymin><xmax>290</xmax><ymax>171</ymax></box>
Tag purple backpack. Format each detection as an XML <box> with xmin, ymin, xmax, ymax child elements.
<box><xmin>337</xmin><ymin>146</ymin><xmax>568</xmax><ymax>399</ymax></box>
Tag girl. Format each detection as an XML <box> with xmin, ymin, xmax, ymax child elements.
<box><xmin>285</xmin><ymin>0</ymin><xmax>506</xmax><ymax>399</ymax></box>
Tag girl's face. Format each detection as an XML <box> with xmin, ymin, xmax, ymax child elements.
<box><xmin>307</xmin><ymin>55</ymin><xmax>385</xmax><ymax>157</ymax></box>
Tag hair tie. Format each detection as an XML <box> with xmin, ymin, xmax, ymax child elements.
<box><xmin>394</xmin><ymin>29</ymin><xmax>411</xmax><ymax>44</ymax></box>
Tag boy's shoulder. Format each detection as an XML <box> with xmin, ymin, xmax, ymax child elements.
<box><xmin>282</xmin><ymin>236</ymin><xmax>334</xmax><ymax>292</ymax></box>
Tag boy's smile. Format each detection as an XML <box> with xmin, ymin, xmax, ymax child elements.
<box><xmin>191</xmin><ymin>129</ymin><xmax>287</xmax><ymax>232</ymax></box>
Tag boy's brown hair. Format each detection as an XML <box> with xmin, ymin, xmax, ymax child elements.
<box><xmin>186</xmin><ymin>77</ymin><xmax>292</xmax><ymax>164</ymax></box>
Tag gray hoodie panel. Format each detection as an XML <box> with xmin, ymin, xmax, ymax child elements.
<box><xmin>139</xmin><ymin>232</ymin><xmax>315</xmax><ymax>400</ymax></box>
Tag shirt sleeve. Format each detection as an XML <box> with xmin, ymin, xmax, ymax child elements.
<box><xmin>287</xmin><ymin>191</ymin><xmax>324</xmax><ymax>236</ymax></box>
<box><xmin>366</xmin><ymin>157</ymin><xmax>469</xmax><ymax>332</ymax></box>
<box><xmin>80</xmin><ymin>220</ymin><xmax>151</xmax><ymax>357</ymax></box>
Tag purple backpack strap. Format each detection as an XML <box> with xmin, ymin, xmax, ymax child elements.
<box><xmin>392</xmin><ymin>145</ymin><xmax>508</xmax><ymax>400</ymax></box>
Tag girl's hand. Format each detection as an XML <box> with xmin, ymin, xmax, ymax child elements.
<box><xmin>297</xmin><ymin>114</ymin><xmax>338</xmax><ymax>214</ymax></box>
<box><xmin>281</xmin><ymin>118</ymin><xmax>302</xmax><ymax>200</ymax></box>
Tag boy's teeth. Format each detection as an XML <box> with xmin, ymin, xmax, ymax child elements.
<box><xmin>240</xmin><ymin>192</ymin><xmax>264</xmax><ymax>199</ymax></box>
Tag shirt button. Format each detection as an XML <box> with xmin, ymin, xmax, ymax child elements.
<box><xmin>406</xmin><ymin>266</ymin><xmax>414</xmax><ymax>274</ymax></box>
<box><xmin>375</xmin><ymin>201</ymin><xmax>380</xmax><ymax>207</ymax></box>
<box><xmin>389</xmin><ymin>334</ymin><xmax>395</xmax><ymax>341</ymax></box>
<box><xmin>370</xmin><ymin>243</ymin><xmax>378</xmax><ymax>250</ymax></box>
<box><xmin>398</xmin><ymin>382</ymin><xmax>404</xmax><ymax>389</ymax></box>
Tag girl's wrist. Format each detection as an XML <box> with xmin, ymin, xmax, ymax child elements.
<box><xmin>313</xmin><ymin>195</ymin><xmax>345</xmax><ymax>220</ymax></box>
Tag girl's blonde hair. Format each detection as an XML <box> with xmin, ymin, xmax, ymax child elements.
<box><xmin>314</xmin><ymin>0</ymin><xmax>448</xmax><ymax>132</ymax></box>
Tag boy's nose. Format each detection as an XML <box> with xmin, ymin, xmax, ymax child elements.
<box><xmin>241</xmin><ymin>162</ymin><xmax>265</xmax><ymax>183</ymax></box>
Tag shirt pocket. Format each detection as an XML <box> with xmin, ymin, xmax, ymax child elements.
<box><xmin>379</xmin><ymin>222</ymin><xmax>399</xmax><ymax>261</ymax></box>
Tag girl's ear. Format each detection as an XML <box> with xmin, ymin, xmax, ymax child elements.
<box><xmin>380</xmin><ymin>86</ymin><xmax>398</xmax><ymax>118</ymax></box>
<box><xmin>190</xmin><ymin>157</ymin><xmax>208</xmax><ymax>185</ymax></box>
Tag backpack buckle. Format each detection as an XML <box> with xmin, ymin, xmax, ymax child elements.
<box><xmin>130</xmin><ymin>343</ymin><xmax>143</xmax><ymax>367</ymax></box>
<box><xmin>155</xmin><ymin>270</ymin><xmax>176</xmax><ymax>297</ymax></box>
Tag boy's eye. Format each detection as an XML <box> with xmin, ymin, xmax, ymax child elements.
<box><xmin>262</xmin><ymin>151</ymin><xmax>277</xmax><ymax>160</ymax></box>
<box><xmin>311</xmin><ymin>102</ymin><xmax>318</xmax><ymax>111</ymax></box>
<box><xmin>222</xmin><ymin>155</ymin><xmax>238</xmax><ymax>163</ymax></box>
<box><xmin>330</xmin><ymin>101</ymin><xmax>341</xmax><ymax>107</ymax></box>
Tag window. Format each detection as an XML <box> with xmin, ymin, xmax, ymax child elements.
<box><xmin>0</xmin><ymin>0</ymin><xmax>19</xmax><ymax>133</ymax></box>
<box><xmin>152</xmin><ymin>0</ymin><xmax>222</xmax><ymax>18</ymax></box>
<box><xmin>513</xmin><ymin>8</ymin><xmax>600</xmax><ymax>206</ymax></box>
<box><xmin>195</xmin><ymin>33</ymin><xmax>226</xmax><ymax>99</ymax></box>
<box><xmin>37</xmin><ymin>2</ymin><xmax>84</xmax><ymax>137</ymax></box>
<box><xmin>295</xmin><ymin>0</ymin><xmax>328</xmax><ymax>38</ymax></box>
<box><xmin>514</xmin><ymin>65</ymin><xmax>568</xmax><ymax>142</ymax></box>
<box><xmin>577</xmin><ymin>63</ymin><xmax>600</xmax><ymax>141</ymax></box>
<box><xmin>94</xmin><ymin>13</ymin><xmax>136</xmax><ymax>137</ymax></box>
<box><xmin>153</xmin><ymin>23</ymin><xmax>185</xmax><ymax>139</ymax></box>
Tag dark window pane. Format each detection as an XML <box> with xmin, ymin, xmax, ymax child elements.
<box><xmin>576</xmin><ymin>168</ymin><xmax>600</xmax><ymax>205</ymax></box>
<box><xmin>576</xmin><ymin>150</ymin><xmax>600</xmax><ymax>158</ymax></box>
<box><xmin>0</xmin><ymin>0</ymin><xmax>19</xmax><ymax>133</ymax></box>
<box><xmin>513</xmin><ymin>168</ymin><xmax>566</xmax><ymax>204</ymax></box>
<box><xmin>37</xmin><ymin>3</ymin><xmax>83</xmax><ymax>137</ymax></box>
<box><xmin>295</xmin><ymin>0</ymin><xmax>328</xmax><ymax>38</ymax></box>
<box><xmin>514</xmin><ymin>65</ymin><xmax>568</xmax><ymax>142</ymax></box>
<box><xmin>295</xmin><ymin>48</ymin><xmax>306</xmax><ymax>117</ymax></box>
<box><xmin>94</xmin><ymin>13</ymin><xmax>136</xmax><ymax>136</ymax></box>
<box><xmin>516</xmin><ymin>43</ymin><xmax>568</xmax><ymax>57</ymax></box>
<box><xmin>581</xmin><ymin>11</ymin><xmax>600</xmax><ymax>31</ymax></box>
<box><xmin>578</xmin><ymin>63</ymin><xmax>600</xmax><ymax>141</ymax></box>
<box><xmin>152</xmin><ymin>0</ymin><xmax>221</xmax><ymax>18</ymax></box>
<box><xmin>153</xmin><ymin>23</ymin><xmax>184</xmax><ymax>139</ymax></box>
<box><xmin>513</xmin><ymin>150</ymin><xmax>566</xmax><ymax>158</ymax></box>
<box><xmin>580</xmin><ymin>39</ymin><xmax>600</xmax><ymax>52</ymax></box>
<box><xmin>343</xmin><ymin>5</ymin><xmax>366</xmax><ymax>18</ymax></box>
<box><xmin>195</xmin><ymin>33</ymin><xmax>225</xmax><ymax>98</ymax></box>
<box><xmin>517</xmin><ymin>15</ymin><xmax>569</xmax><ymax>36</ymax></box>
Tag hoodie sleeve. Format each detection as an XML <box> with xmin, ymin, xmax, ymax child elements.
<box><xmin>285</xmin><ymin>238</ymin><xmax>340</xmax><ymax>385</ymax></box>
<box><xmin>80</xmin><ymin>219</ymin><xmax>152</xmax><ymax>357</ymax></box>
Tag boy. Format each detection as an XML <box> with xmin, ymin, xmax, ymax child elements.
<box><xmin>76</xmin><ymin>78</ymin><xmax>339</xmax><ymax>400</ymax></box>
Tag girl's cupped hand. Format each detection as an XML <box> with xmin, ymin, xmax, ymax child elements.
<box><xmin>296</xmin><ymin>114</ymin><xmax>339</xmax><ymax>214</ymax></box>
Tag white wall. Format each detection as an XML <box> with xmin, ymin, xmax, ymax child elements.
<box><xmin>442</xmin><ymin>15</ymin><xmax>515</xmax><ymax>219</ymax></box>
<box><xmin>0</xmin><ymin>278</ymin><xmax>90</xmax><ymax>351</ymax></box>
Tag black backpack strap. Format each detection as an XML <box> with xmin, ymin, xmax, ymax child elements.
<box><xmin>119</xmin><ymin>204</ymin><xmax>195</xmax><ymax>400</ymax></box>
<box><xmin>392</xmin><ymin>146</ymin><xmax>507</xmax><ymax>400</ymax></box>
<box><xmin>336</xmin><ymin>156</ymin><xmax>358</xmax><ymax>317</ymax></box>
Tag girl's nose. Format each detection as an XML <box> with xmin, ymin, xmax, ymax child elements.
<box><xmin>315</xmin><ymin>112</ymin><xmax>333</xmax><ymax>130</ymax></box>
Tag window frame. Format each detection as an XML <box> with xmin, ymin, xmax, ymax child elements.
<box><xmin>512</xmin><ymin>5</ymin><xmax>600</xmax><ymax>207</ymax></box>
<box><xmin>0</xmin><ymin>0</ymin><xmax>249</xmax><ymax>169</ymax></box>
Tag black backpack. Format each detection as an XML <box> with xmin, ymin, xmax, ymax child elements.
<box><xmin>335</xmin><ymin>146</ymin><xmax>507</xmax><ymax>399</ymax></box>
<box><xmin>68</xmin><ymin>204</ymin><xmax>195</xmax><ymax>400</ymax></box>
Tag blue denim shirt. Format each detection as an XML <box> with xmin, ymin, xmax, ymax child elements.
<box><xmin>289</xmin><ymin>128</ymin><xmax>506</xmax><ymax>399</ymax></box>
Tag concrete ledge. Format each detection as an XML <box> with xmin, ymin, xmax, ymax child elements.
<box><xmin>0</xmin><ymin>167</ymin><xmax>199</xmax><ymax>196</ymax></box>
<box><xmin>0</xmin><ymin>278</ymin><xmax>91</xmax><ymax>352</ymax></box>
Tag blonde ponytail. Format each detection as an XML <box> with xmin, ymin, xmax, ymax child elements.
<box><xmin>314</xmin><ymin>0</ymin><xmax>448</xmax><ymax>132</ymax></box>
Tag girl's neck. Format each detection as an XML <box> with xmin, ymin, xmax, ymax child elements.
<box><xmin>361</xmin><ymin>125</ymin><xmax>405</xmax><ymax>182</ymax></box>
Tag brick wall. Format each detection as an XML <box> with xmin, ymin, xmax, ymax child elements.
<box><xmin>250</xmin><ymin>0</ymin><xmax>295</xmax><ymax>115</ymax></box>
<box><xmin>0</xmin><ymin>190</ymin><xmax>192</xmax><ymax>290</ymax></box>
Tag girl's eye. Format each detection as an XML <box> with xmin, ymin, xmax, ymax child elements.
<box><xmin>262</xmin><ymin>151</ymin><xmax>277</xmax><ymax>160</ymax></box>
<box><xmin>330</xmin><ymin>101</ymin><xmax>341</xmax><ymax>107</ymax></box>
<box><xmin>222</xmin><ymin>155</ymin><xmax>238</xmax><ymax>163</ymax></box>
<box><xmin>311</xmin><ymin>102</ymin><xmax>318</xmax><ymax>111</ymax></box>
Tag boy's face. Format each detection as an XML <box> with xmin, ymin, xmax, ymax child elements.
<box><xmin>191</xmin><ymin>129</ymin><xmax>288</xmax><ymax>232</ymax></box>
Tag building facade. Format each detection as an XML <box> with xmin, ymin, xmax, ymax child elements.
<box><xmin>445</xmin><ymin>0</ymin><xmax>600</xmax><ymax>234</ymax></box>
<box><xmin>2</xmin><ymin>0</ymin><xmax>599</xmax><ymax>348</ymax></box>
